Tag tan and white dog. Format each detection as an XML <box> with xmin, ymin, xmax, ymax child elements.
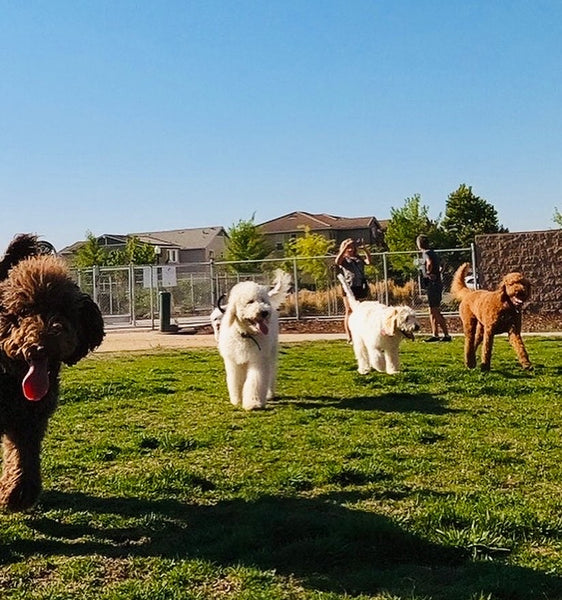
<box><xmin>338</xmin><ymin>274</ymin><xmax>419</xmax><ymax>374</ymax></box>
<box><xmin>218</xmin><ymin>270</ymin><xmax>291</xmax><ymax>409</ymax></box>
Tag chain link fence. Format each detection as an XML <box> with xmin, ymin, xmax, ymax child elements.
<box><xmin>73</xmin><ymin>247</ymin><xmax>475</xmax><ymax>329</ymax></box>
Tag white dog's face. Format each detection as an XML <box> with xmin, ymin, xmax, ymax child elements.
<box><xmin>384</xmin><ymin>306</ymin><xmax>420</xmax><ymax>340</ymax></box>
<box><xmin>228</xmin><ymin>281</ymin><xmax>272</xmax><ymax>335</ymax></box>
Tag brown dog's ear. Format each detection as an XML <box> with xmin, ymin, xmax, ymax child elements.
<box><xmin>65</xmin><ymin>294</ymin><xmax>105</xmax><ymax>365</ymax></box>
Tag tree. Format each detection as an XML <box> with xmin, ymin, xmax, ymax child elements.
<box><xmin>384</xmin><ymin>194</ymin><xmax>441</xmax><ymax>276</ymax></box>
<box><xmin>107</xmin><ymin>236</ymin><xmax>157</xmax><ymax>265</ymax></box>
<box><xmin>442</xmin><ymin>184</ymin><xmax>507</xmax><ymax>248</ymax></box>
<box><xmin>225</xmin><ymin>215</ymin><xmax>272</xmax><ymax>273</ymax></box>
<box><xmin>553</xmin><ymin>207</ymin><xmax>562</xmax><ymax>228</ymax></box>
<box><xmin>285</xmin><ymin>226</ymin><xmax>335</xmax><ymax>289</ymax></box>
<box><xmin>73</xmin><ymin>231</ymin><xmax>109</xmax><ymax>268</ymax></box>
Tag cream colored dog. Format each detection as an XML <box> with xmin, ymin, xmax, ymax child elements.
<box><xmin>218</xmin><ymin>270</ymin><xmax>291</xmax><ymax>410</ymax></box>
<box><xmin>338</xmin><ymin>274</ymin><xmax>419</xmax><ymax>374</ymax></box>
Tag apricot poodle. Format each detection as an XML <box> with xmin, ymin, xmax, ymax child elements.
<box><xmin>0</xmin><ymin>234</ymin><xmax>105</xmax><ymax>511</ymax></box>
<box><xmin>451</xmin><ymin>262</ymin><xmax>532</xmax><ymax>371</ymax></box>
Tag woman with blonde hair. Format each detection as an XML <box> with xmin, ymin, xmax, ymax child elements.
<box><xmin>335</xmin><ymin>238</ymin><xmax>371</xmax><ymax>342</ymax></box>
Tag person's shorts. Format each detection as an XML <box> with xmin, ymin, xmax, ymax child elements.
<box><xmin>343</xmin><ymin>284</ymin><xmax>369</xmax><ymax>300</ymax></box>
<box><xmin>426</xmin><ymin>282</ymin><xmax>443</xmax><ymax>308</ymax></box>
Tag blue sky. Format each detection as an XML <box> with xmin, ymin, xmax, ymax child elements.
<box><xmin>2</xmin><ymin>1</ymin><xmax>561</xmax><ymax>251</ymax></box>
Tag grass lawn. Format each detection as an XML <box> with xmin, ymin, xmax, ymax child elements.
<box><xmin>0</xmin><ymin>336</ymin><xmax>561</xmax><ymax>599</ymax></box>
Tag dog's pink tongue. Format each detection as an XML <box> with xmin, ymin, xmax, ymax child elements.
<box><xmin>22</xmin><ymin>359</ymin><xmax>50</xmax><ymax>401</ymax></box>
<box><xmin>258</xmin><ymin>321</ymin><xmax>269</xmax><ymax>335</ymax></box>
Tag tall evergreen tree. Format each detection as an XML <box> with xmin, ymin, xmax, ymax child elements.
<box><xmin>442</xmin><ymin>184</ymin><xmax>507</xmax><ymax>248</ymax></box>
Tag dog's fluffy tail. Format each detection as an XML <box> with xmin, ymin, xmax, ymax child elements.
<box><xmin>451</xmin><ymin>262</ymin><xmax>472</xmax><ymax>301</ymax></box>
<box><xmin>268</xmin><ymin>269</ymin><xmax>292</xmax><ymax>310</ymax></box>
<box><xmin>0</xmin><ymin>234</ymin><xmax>42</xmax><ymax>281</ymax></box>
<box><xmin>337</xmin><ymin>273</ymin><xmax>361</xmax><ymax>310</ymax></box>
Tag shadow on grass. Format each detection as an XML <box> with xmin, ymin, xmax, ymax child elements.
<box><xmin>3</xmin><ymin>490</ymin><xmax>560</xmax><ymax>599</ymax></box>
<box><xmin>280</xmin><ymin>392</ymin><xmax>460</xmax><ymax>415</ymax></box>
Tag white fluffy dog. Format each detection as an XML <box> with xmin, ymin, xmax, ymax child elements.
<box><xmin>218</xmin><ymin>270</ymin><xmax>291</xmax><ymax>410</ymax></box>
<box><xmin>210</xmin><ymin>294</ymin><xmax>227</xmax><ymax>341</ymax></box>
<box><xmin>338</xmin><ymin>274</ymin><xmax>419</xmax><ymax>375</ymax></box>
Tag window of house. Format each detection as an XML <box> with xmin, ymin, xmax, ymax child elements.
<box><xmin>167</xmin><ymin>249</ymin><xmax>179</xmax><ymax>263</ymax></box>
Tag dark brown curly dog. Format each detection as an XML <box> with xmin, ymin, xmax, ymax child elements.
<box><xmin>451</xmin><ymin>262</ymin><xmax>532</xmax><ymax>372</ymax></box>
<box><xmin>0</xmin><ymin>234</ymin><xmax>104</xmax><ymax>511</ymax></box>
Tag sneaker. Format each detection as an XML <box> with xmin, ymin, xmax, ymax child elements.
<box><xmin>440</xmin><ymin>335</ymin><xmax>452</xmax><ymax>342</ymax></box>
<box><xmin>424</xmin><ymin>336</ymin><xmax>440</xmax><ymax>342</ymax></box>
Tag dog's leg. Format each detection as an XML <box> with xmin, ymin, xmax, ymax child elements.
<box><xmin>266</xmin><ymin>345</ymin><xmax>278</xmax><ymax>400</ymax></box>
<box><xmin>224</xmin><ymin>362</ymin><xmax>245</xmax><ymax>407</ymax></box>
<box><xmin>353</xmin><ymin>338</ymin><xmax>371</xmax><ymax>374</ymax></box>
<box><xmin>369</xmin><ymin>348</ymin><xmax>386</xmax><ymax>373</ymax></box>
<box><xmin>265</xmin><ymin>351</ymin><xmax>277</xmax><ymax>400</ymax></box>
<box><xmin>242</xmin><ymin>363</ymin><xmax>268</xmax><ymax>410</ymax></box>
<box><xmin>463</xmin><ymin>317</ymin><xmax>479</xmax><ymax>369</ymax></box>
<box><xmin>480</xmin><ymin>329</ymin><xmax>494</xmax><ymax>371</ymax></box>
<box><xmin>508</xmin><ymin>330</ymin><xmax>532</xmax><ymax>370</ymax></box>
<box><xmin>384</xmin><ymin>345</ymin><xmax>401</xmax><ymax>374</ymax></box>
<box><xmin>0</xmin><ymin>430</ymin><xmax>44</xmax><ymax>512</ymax></box>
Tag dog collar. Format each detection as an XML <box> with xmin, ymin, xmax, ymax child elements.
<box><xmin>240</xmin><ymin>332</ymin><xmax>261</xmax><ymax>350</ymax></box>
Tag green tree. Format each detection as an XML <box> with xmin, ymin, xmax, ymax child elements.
<box><xmin>385</xmin><ymin>194</ymin><xmax>441</xmax><ymax>276</ymax></box>
<box><xmin>285</xmin><ymin>227</ymin><xmax>335</xmax><ymax>289</ymax></box>
<box><xmin>73</xmin><ymin>231</ymin><xmax>109</xmax><ymax>268</ymax></box>
<box><xmin>442</xmin><ymin>184</ymin><xmax>507</xmax><ymax>248</ymax></box>
<box><xmin>553</xmin><ymin>207</ymin><xmax>562</xmax><ymax>227</ymax></box>
<box><xmin>108</xmin><ymin>236</ymin><xmax>157</xmax><ymax>265</ymax></box>
<box><xmin>225</xmin><ymin>215</ymin><xmax>272</xmax><ymax>273</ymax></box>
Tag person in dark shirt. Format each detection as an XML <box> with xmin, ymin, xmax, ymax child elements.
<box><xmin>416</xmin><ymin>234</ymin><xmax>451</xmax><ymax>342</ymax></box>
<box><xmin>336</xmin><ymin>238</ymin><xmax>371</xmax><ymax>342</ymax></box>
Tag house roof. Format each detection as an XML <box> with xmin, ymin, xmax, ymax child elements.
<box><xmin>258</xmin><ymin>211</ymin><xmax>383</xmax><ymax>234</ymax></box>
<box><xmin>129</xmin><ymin>226</ymin><xmax>227</xmax><ymax>250</ymax></box>
<box><xmin>59</xmin><ymin>226</ymin><xmax>227</xmax><ymax>254</ymax></box>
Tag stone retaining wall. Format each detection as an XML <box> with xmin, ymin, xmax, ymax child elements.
<box><xmin>474</xmin><ymin>229</ymin><xmax>561</xmax><ymax>314</ymax></box>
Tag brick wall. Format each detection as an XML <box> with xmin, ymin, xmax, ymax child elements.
<box><xmin>474</xmin><ymin>229</ymin><xmax>562</xmax><ymax>314</ymax></box>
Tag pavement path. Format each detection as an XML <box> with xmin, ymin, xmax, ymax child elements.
<box><xmin>96</xmin><ymin>328</ymin><xmax>347</xmax><ymax>353</ymax></box>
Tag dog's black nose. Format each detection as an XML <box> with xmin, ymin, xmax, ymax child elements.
<box><xmin>414</xmin><ymin>324</ymin><xmax>420</xmax><ymax>331</ymax></box>
<box><xmin>260</xmin><ymin>310</ymin><xmax>269</xmax><ymax>319</ymax></box>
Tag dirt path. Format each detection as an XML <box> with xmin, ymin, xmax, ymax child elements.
<box><xmin>96</xmin><ymin>329</ymin><xmax>346</xmax><ymax>353</ymax></box>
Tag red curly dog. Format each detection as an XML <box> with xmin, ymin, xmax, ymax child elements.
<box><xmin>451</xmin><ymin>263</ymin><xmax>532</xmax><ymax>372</ymax></box>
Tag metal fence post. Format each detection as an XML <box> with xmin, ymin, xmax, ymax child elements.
<box><xmin>292</xmin><ymin>256</ymin><xmax>300</xmax><ymax>319</ymax></box>
<box><xmin>382</xmin><ymin>253</ymin><xmax>389</xmax><ymax>305</ymax></box>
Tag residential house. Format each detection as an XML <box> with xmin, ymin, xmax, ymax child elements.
<box><xmin>60</xmin><ymin>227</ymin><xmax>228</xmax><ymax>265</ymax></box>
<box><xmin>258</xmin><ymin>211</ymin><xmax>387</xmax><ymax>254</ymax></box>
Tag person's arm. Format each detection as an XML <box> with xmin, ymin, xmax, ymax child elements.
<box><xmin>360</xmin><ymin>243</ymin><xmax>372</xmax><ymax>265</ymax></box>
<box><xmin>335</xmin><ymin>240</ymin><xmax>352</xmax><ymax>266</ymax></box>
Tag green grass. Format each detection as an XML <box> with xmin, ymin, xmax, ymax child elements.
<box><xmin>1</xmin><ymin>336</ymin><xmax>561</xmax><ymax>599</ymax></box>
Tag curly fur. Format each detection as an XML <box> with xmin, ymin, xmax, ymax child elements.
<box><xmin>0</xmin><ymin>235</ymin><xmax>105</xmax><ymax>511</ymax></box>
<box><xmin>451</xmin><ymin>262</ymin><xmax>532</xmax><ymax>371</ymax></box>
<box><xmin>218</xmin><ymin>270</ymin><xmax>291</xmax><ymax>410</ymax></box>
<box><xmin>338</xmin><ymin>274</ymin><xmax>419</xmax><ymax>374</ymax></box>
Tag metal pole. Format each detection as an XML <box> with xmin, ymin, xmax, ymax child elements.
<box><xmin>382</xmin><ymin>253</ymin><xmax>389</xmax><ymax>305</ymax></box>
<box><xmin>292</xmin><ymin>256</ymin><xmax>300</xmax><ymax>319</ymax></box>
<box><xmin>470</xmin><ymin>243</ymin><xmax>478</xmax><ymax>289</ymax></box>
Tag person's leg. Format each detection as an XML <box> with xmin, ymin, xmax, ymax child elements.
<box><xmin>430</xmin><ymin>307</ymin><xmax>449</xmax><ymax>337</ymax></box>
<box><xmin>343</xmin><ymin>295</ymin><xmax>352</xmax><ymax>342</ymax></box>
